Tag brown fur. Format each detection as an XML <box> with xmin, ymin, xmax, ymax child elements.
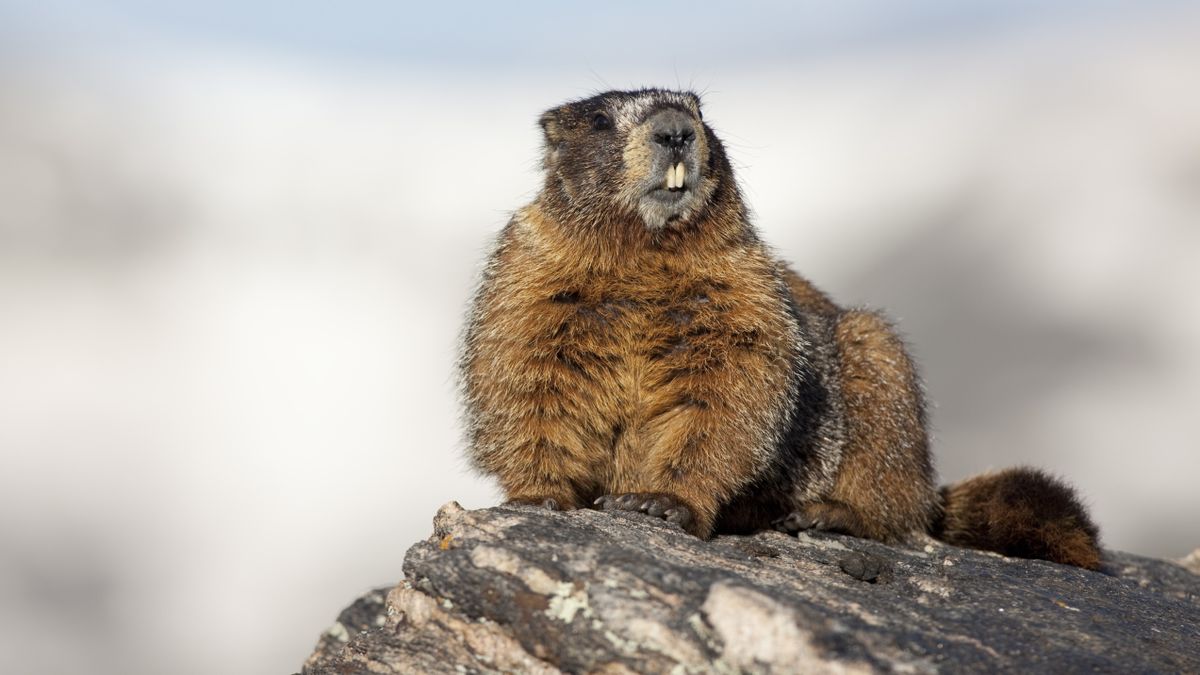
<box><xmin>463</xmin><ymin>205</ymin><xmax>798</xmax><ymax>536</ymax></box>
<box><xmin>934</xmin><ymin>468</ymin><xmax>1102</xmax><ymax>570</ymax></box>
<box><xmin>782</xmin><ymin>268</ymin><xmax>839</xmax><ymax>318</ymax></box>
<box><xmin>459</xmin><ymin>89</ymin><xmax>1102</xmax><ymax>569</ymax></box>
<box><xmin>823</xmin><ymin>310</ymin><xmax>936</xmax><ymax>541</ymax></box>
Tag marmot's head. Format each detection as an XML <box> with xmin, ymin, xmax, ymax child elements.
<box><xmin>538</xmin><ymin>89</ymin><xmax>733</xmax><ymax>230</ymax></box>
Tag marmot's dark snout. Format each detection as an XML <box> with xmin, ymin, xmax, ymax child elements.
<box><xmin>646</xmin><ymin>108</ymin><xmax>698</xmax><ymax>192</ymax></box>
<box><xmin>649</xmin><ymin>108</ymin><xmax>696</xmax><ymax>151</ymax></box>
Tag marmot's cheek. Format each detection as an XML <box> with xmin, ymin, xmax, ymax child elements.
<box><xmin>622</xmin><ymin>130</ymin><xmax>657</xmax><ymax>181</ymax></box>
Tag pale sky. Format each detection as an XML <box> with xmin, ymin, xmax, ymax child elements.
<box><xmin>4</xmin><ymin>0</ymin><xmax>1192</xmax><ymax>67</ymax></box>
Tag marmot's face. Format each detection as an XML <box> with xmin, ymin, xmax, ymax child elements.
<box><xmin>539</xmin><ymin>89</ymin><xmax>724</xmax><ymax>230</ymax></box>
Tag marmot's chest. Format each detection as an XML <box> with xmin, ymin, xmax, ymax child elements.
<box><xmin>545</xmin><ymin>278</ymin><xmax>723</xmax><ymax>362</ymax></box>
<box><xmin>533</xmin><ymin>264</ymin><xmax>779</xmax><ymax>408</ymax></box>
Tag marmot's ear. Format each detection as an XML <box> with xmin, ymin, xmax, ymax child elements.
<box><xmin>539</xmin><ymin>108</ymin><xmax>564</xmax><ymax>143</ymax></box>
<box><xmin>539</xmin><ymin>109</ymin><xmax>565</xmax><ymax>168</ymax></box>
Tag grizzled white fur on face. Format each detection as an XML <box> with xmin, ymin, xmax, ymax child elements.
<box><xmin>605</xmin><ymin>89</ymin><xmax>702</xmax><ymax>129</ymax></box>
<box><xmin>538</xmin><ymin>89</ymin><xmax>722</xmax><ymax>230</ymax></box>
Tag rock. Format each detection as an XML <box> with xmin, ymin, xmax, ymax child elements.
<box><xmin>301</xmin><ymin>502</ymin><xmax>1200</xmax><ymax>674</ymax></box>
<box><xmin>1181</xmin><ymin>548</ymin><xmax>1200</xmax><ymax>575</ymax></box>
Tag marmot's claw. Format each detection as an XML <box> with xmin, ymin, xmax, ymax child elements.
<box><xmin>595</xmin><ymin>492</ymin><xmax>694</xmax><ymax>529</ymax></box>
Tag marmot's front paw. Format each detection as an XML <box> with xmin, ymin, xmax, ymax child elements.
<box><xmin>504</xmin><ymin>497</ymin><xmax>563</xmax><ymax>511</ymax></box>
<box><xmin>594</xmin><ymin>492</ymin><xmax>694</xmax><ymax>531</ymax></box>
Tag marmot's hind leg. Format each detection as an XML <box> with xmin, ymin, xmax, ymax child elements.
<box><xmin>781</xmin><ymin>310</ymin><xmax>938</xmax><ymax>542</ymax></box>
<box><xmin>773</xmin><ymin>500</ymin><xmax>867</xmax><ymax>536</ymax></box>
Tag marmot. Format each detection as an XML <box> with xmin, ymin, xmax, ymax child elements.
<box><xmin>459</xmin><ymin>88</ymin><xmax>1101</xmax><ymax>570</ymax></box>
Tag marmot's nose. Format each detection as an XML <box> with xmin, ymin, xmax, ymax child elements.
<box><xmin>649</xmin><ymin>109</ymin><xmax>696</xmax><ymax>150</ymax></box>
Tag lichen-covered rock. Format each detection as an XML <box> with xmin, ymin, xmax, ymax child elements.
<box><xmin>301</xmin><ymin>502</ymin><xmax>1200</xmax><ymax>674</ymax></box>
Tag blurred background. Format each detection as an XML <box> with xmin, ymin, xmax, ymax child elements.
<box><xmin>2</xmin><ymin>1</ymin><xmax>1198</xmax><ymax>673</ymax></box>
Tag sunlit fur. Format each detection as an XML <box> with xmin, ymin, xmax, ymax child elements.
<box><xmin>459</xmin><ymin>89</ymin><xmax>1101</xmax><ymax>569</ymax></box>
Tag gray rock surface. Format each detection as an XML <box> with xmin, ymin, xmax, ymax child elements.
<box><xmin>301</xmin><ymin>502</ymin><xmax>1200</xmax><ymax>674</ymax></box>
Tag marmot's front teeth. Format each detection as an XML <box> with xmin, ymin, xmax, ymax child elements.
<box><xmin>666</xmin><ymin>163</ymin><xmax>687</xmax><ymax>190</ymax></box>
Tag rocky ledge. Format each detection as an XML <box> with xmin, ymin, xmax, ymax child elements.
<box><xmin>301</xmin><ymin>502</ymin><xmax>1199</xmax><ymax>674</ymax></box>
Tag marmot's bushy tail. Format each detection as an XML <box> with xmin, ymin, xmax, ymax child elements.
<box><xmin>931</xmin><ymin>467</ymin><xmax>1101</xmax><ymax>570</ymax></box>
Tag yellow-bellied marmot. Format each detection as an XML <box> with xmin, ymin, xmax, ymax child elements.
<box><xmin>459</xmin><ymin>88</ymin><xmax>1101</xmax><ymax>570</ymax></box>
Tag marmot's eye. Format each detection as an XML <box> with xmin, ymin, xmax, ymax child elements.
<box><xmin>591</xmin><ymin>112</ymin><xmax>612</xmax><ymax>131</ymax></box>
